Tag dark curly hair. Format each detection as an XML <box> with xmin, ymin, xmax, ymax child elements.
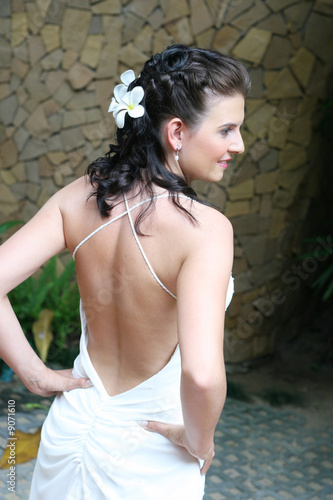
<box><xmin>87</xmin><ymin>44</ymin><xmax>250</xmax><ymax>231</ymax></box>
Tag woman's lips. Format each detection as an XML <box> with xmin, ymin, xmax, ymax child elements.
<box><xmin>218</xmin><ymin>160</ymin><xmax>230</xmax><ymax>169</ymax></box>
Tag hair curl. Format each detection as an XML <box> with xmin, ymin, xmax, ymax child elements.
<box><xmin>87</xmin><ymin>44</ymin><xmax>250</xmax><ymax>231</ymax></box>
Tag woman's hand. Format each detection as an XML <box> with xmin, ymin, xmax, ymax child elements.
<box><xmin>24</xmin><ymin>365</ymin><xmax>93</xmax><ymax>397</ymax></box>
<box><xmin>141</xmin><ymin>421</ymin><xmax>214</xmax><ymax>476</ymax></box>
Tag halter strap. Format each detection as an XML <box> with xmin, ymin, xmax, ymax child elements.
<box><xmin>72</xmin><ymin>192</ymin><xmax>192</xmax><ymax>299</ymax></box>
<box><xmin>123</xmin><ymin>192</ymin><xmax>177</xmax><ymax>300</ymax></box>
<box><xmin>73</xmin><ymin>196</ymin><xmax>160</xmax><ymax>260</ymax></box>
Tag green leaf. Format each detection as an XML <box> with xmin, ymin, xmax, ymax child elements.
<box><xmin>32</xmin><ymin>309</ymin><xmax>54</xmax><ymax>362</ymax></box>
<box><xmin>0</xmin><ymin>220</ymin><xmax>23</xmax><ymax>236</ymax></box>
<box><xmin>312</xmin><ymin>264</ymin><xmax>333</xmax><ymax>289</ymax></box>
<box><xmin>0</xmin><ymin>428</ymin><xmax>41</xmax><ymax>468</ymax></box>
<box><xmin>8</xmin><ymin>255</ymin><xmax>80</xmax><ymax>363</ymax></box>
<box><xmin>25</xmin><ymin>403</ymin><xmax>50</xmax><ymax>411</ymax></box>
<box><xmin>323</xmin><ymin>280</ymin><xmax>333</xmax><ymax>301</ymax></box>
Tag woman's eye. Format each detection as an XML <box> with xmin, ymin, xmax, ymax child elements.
<box><xmin>221</xmin><ymin>127</ymin><xmax>232</xmax><ymax>136</ymax></box>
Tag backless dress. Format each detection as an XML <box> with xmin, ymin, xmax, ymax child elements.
<box><xmin>29</xmin><ymin>193</ymin><xmax>234</xmax><ymax>500</ymax></box>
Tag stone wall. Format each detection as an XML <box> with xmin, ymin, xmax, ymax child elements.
<box><xmin>0</xmin><ymin>0</ymin><xmax>332</xmax><ymax>363</ymax></box>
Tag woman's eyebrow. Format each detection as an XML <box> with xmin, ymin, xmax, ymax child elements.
<box><xmin>219</xmin><ymin>119</ymin><xmax>244</xmax><ymax>128</ymax></box>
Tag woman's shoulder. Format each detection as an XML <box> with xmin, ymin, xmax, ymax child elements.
<box><xmin>177</xmin><ymin>196</ymin><xmax>233</xmax><ymax>239</ymax></box>
<box><xmin>56</xmin><ymin>175</ymin><xmax>90</xmax><ymax>197</ymax></box>
<box><xmin>53</xmin><ymin>175</ymin><xmax>94</xmax><ymax>210</ymax></box>
<box><xmin>168</xmin><ymin>197</ymin><xmax>234</xmax><ymax>281</ymax></box>
<box><xmin>190</xmin><ymin>200</ymin><xmax>233</xmax><ymax>256</ymax></box>
<box><xmin>154</xmin><ymin>194</ymin><xmax>233</xmax><ymax>253</ymax></box>
<box><xmin>195</xmin><ymin>199</ymin><xmax>232</xmax><ymax>230</ymax></box>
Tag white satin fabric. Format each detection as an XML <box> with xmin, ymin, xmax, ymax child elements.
<box><xmin>29</xmin><ymin>276</ymin><xmax>233</xmax><ymax>499</ymax></box>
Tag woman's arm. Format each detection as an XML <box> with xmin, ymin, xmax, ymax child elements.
<box><xmin>0</xmin><ymin>185</ymin><xmax>91</xmax><ymax>395</ymax></box>
<box><xmin>142</xmin><ymin>208</ymin><xmax>233</xmax><ymax>474</ymax></box>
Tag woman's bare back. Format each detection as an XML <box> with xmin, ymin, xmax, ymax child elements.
<box><xmin>61</xmin><ymin>177</ymin><xmax>203</xmax><ymax>396</ymax></box>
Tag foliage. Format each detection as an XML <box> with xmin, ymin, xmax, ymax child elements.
<box><xmin>312</xmin><ymin>262</ymin><xmax>333</xmax><ymax>301</ymax></box>
<box><xmin>32</xmin><ymin>309</ymin><xmax>54</xmax><ymax>362</ymax></box>
<box><xmin>8</xmin><ymin>256</ymin><xmax>81</xmax><ymax>365</ymax></box>
<box><xmin>299</xmin><ymin>236</ymin><xmax>333</xmax><ymax>302</ymax></box>
<box><xmin>0</xmin><ymin>220</ymin><xmax>23</xmax><ymax>237</ymax></box>
<box><xmin>25</xmin><ymin>403</ymin><xmax>50</xmax><ymax>412</ymax></box>
<box><xmin>0</xmin><ymin>427</ymin><xmax>41</xmax><ymax>468</ymax></box>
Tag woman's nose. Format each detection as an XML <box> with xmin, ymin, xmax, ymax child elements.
<box><xmin>229</xmin><ymin>132</ymin><xmax>245</xmax><ymax>155</ymax></box>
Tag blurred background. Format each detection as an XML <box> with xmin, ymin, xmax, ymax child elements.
<box><xmin>0</xmin><ymin>0</ymin><xmax>332</xmax><ymax>370</ymax></box>
<box><xmin>0</xmin><ymin>1</ymin><xmax>333</xmax><ymax>498</ymax></box>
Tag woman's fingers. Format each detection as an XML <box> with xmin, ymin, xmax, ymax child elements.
<box><xmin>59</xmin><ymin>375</ymin><xmax>93</xmax><ymax>392</ymax></box>
<box><xmin>28</xmin><ymin>368</ymin><xmax>93</xmax><ymax>396</ymax></box>
<box><xmin>140</xmin><ymin>421</ymin><xmax>184</xmax><ymax>446</ymax></box>
<box><xmin>200</xmin><ymin>457</ymin><xmax>213</xmax><ymax>476</ymax></box>
<box><xmin>141</xmin><ymin>420</ymin><xmax>215</xmax><ymax>475</ymax></box>
<box><xmin>53</xmin><ymin>369</ymin><xmax>93</xmax><ymax>391</ymax></box>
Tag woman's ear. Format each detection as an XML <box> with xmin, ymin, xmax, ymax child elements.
<box><xmin>166</xmin><ymin>117</ymin><xmax>184</xmax><ymax>152</ymax></box>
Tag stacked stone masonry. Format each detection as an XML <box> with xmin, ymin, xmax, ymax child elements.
<box><xmin>0</xmin><ymin>0</ymin><xmax>332</xmax><ymax>363</ymax></box>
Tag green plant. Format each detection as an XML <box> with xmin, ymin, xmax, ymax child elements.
<box><xmin>299</xmin><ymin>236</ymin><xmax>333</xmax><ymax>301</ymax></box>
<box><xmin>0</xmin><ymin>220</ymin><xmax>23</xmax><ymax>237</ymax></box>
<box><xmin>312</xmin><ymin>261</ymin><xmax>333</xmax><ymax>301</ymax></box>
<box><xmin>38</xmin><ymin>257</ymin><xmax>80</xmax><ymax>350</ymax></box>
<box><xmin>8</xmin><ymin>256</ymin><xmax>81</xmax><ymax>365</ymax></box>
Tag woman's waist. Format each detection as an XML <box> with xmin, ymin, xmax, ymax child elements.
<box><xmin>62</xmin><ymin>384</ymin><xmax>183</xmax><ymax>424</ymax></box>
<box><xmin>72</xmin><ymin>337</ymin><xmax>182</xmax><ymax>412</ymax></box>
<box><xmin>87</xmin><ymin>345</ymin><xmax>177</xmax><ymax>395</ymax></box>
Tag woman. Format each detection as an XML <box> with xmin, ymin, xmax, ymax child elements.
<box><xmin>0</xmin><ymin>45</ymin><xmax>250</xmax><ymax>499</ymax></box>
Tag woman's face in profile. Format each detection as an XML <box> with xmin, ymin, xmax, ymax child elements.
<box><xmin>179</xmin><ymin>93</ymin><xmax>245</xmax><ymax>184</ymax></box>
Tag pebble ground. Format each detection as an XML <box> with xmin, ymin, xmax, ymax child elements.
<box><xmin>0</xmin><ymin>383</ymin><xmax>332</xmax><ymax>500</ymax></box>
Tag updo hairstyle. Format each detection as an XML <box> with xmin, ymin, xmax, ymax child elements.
<box><xmin>87</xmin><ymin>44</ymin><xmax>250</xmax><ymax>229</ymax></box>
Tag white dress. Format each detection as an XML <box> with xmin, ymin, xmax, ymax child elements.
<box><xmin>29</xmin><ymin>194</ymin><xmax>234</xmax><ymax>500</ymax></box>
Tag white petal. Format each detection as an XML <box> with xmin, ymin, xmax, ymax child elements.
<box><xmin>129</xmin><ymin>86</ymin><xmax>144</xmax><ymax>105</ymax></box>
<box><xmin>121</xmin><ymin>70</ymin><xmax>135</xmax><ymax>86</ymax></box>
<box><xmin>121</xmin><ymin>91</ymin><xmax>132</xmax><ymax>106</ymax></box>
<box><xmin>128</xmin><ymin>105</ymin><xmax>145</xmax><ymax>118</ymax></box>
<box><xmin>112</xmin><ymin>104</ymin><xmax>128</xmax><ymax>121</ymax></box>
<box><xmin>114</xmin><ymin>84</ymin><xmax>127</xmax><ymax>102</ymax></box>
<box><xmin>115</xmin><ymin>109</ymin><xmax>127</xmax><ymax>128</ymax></box>
<box><xmin>108</xmin><ymin>98</ymin><xmax>117</xmax><ymax>113</ymax></box>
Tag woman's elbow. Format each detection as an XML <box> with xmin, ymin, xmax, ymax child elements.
<box><xmin>182</xmin><ymin>367</ymin><xmax>226</xmax><ymax>395</ymax></box>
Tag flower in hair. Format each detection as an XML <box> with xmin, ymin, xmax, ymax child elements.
<box><xmin>108</xmin><ymin>70</ymin><xmax>144</xmax><ymax>128</ymax></box>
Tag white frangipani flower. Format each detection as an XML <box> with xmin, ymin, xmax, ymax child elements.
<box><xmin>120</xmin><ymin>69</ymin><xmax>136</xmax><ymax>87</ymax></box>
<box><xmin>108</xmin><ymin>70</ymin><xmax>144</xmax><ymax>128</ymax></box>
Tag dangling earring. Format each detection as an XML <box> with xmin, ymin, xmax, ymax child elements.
<box><xmin>175</xmin><ymin>145</ymin><xmax>180</xmax><ymax>161</ymax></box>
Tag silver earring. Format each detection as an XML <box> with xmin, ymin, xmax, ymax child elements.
<box><xmin>175</xmin><ymin>145</ymin><xmax>180</xmax><ymax>161</ymax></box>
